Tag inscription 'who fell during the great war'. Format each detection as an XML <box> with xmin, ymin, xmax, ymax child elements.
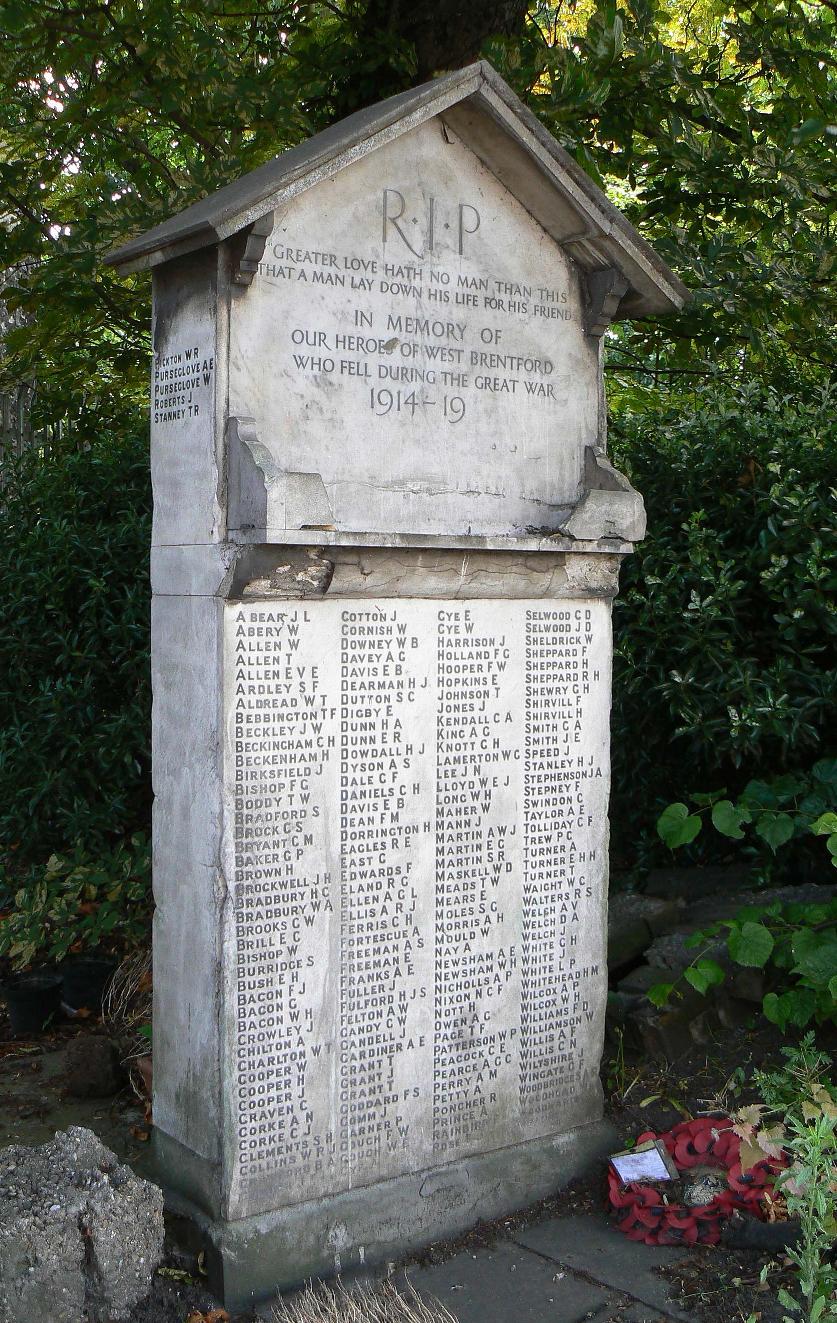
<box><xmin>256</xmin><ymin>190</ymin><xmax>574</xmax><ymax>435</ymax></box>
<box><xmin>225</xmin><ymin>598</ymin><xmax>610</xmax><ymax>1208</ymax></box>
<box><xmin>227</xmin><ymin>113</ymin><xmax>604</xmax><ymax>538</ymax></box>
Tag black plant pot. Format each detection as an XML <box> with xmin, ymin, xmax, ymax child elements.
<box><xmin>1</xmin><ymin>969</ymin><xmax>63</xmax><ymax>1035</ymax></box>
<box><xmin>59</xmin><ymin>956</ymin><xmax>117</xmax><ymax>1012</ymax></box>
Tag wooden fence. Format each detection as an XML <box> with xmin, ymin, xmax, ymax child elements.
<box><xmin>0</xmin><ymin>384</ymin><xmax>64</xmax><ymax>484</ymax></box>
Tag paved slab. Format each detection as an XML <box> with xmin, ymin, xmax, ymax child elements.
<box><xmin>589</xmin><ymin>1305</ymin><xmax>672</xmax><ymax>1323</ymax></box>
<box><xmin>409</xmin><ymin>1240</ymin><xmax>611</xmax><ymax>1323</ymax></box>
<box><xmin>512</xmin><ymin>1215</ymin><xmax>691</xmax><ymax>1321</ymax></box>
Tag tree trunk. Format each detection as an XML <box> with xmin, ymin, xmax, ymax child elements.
<box><xmin>332</xmin><ymin>0</ymin><xmax>529</xmax><ymax>116</ymax></box>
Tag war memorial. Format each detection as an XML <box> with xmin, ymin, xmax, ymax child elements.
<box><xmin>108</xmin><ymin>60</ymin><xmax>687</xmax><ymax>1308</ymax></box>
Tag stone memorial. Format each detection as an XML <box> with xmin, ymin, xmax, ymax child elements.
<box><xmin>107</xmin><ymin>61</ymin><xmax>687</xmax><ymax>1308</ymax></box>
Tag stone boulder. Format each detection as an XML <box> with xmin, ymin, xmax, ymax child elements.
<box><xmin>0</xmin><ymin>1126</ymin><xmax>163</xmax><ymax>1323</ymax></box>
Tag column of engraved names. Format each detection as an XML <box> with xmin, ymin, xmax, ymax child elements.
<box><xmin>231</xmin><ymin>606</ymin><xmax>332</xmax><ymax>1181</ymax></box>
<box><xmin>433</xmin><ymin>606</ymin><xmax>518</xmax><ymax>1156</ymax></box>
<box><xmin>520</xmin><ymin>607</ymin><xmax>603</xmax><ymax>1120</ymax></box>
<box><xmin>338</xmin><ymin>608</ymin><xmax>427</xmax><ymax>1179</ymax></box>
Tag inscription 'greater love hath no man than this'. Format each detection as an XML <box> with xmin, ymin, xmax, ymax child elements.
<box><xmin>254</xmin><ymin>187</ymin><xmax>575</xmax><ymax>430</ymax></box>
<box><xmin>225</xmin><ymin>598</ymin><xmax>610</xmax><ymax>1211</ymax></box>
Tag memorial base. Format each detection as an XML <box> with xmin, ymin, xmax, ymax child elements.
<box><xmin>155</xmin><ymin>1119</ymin><xmax>618</xmax><ymax>1311</ymax></box>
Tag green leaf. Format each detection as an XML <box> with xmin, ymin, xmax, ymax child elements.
<box><xmin>777</xmin><ymin>1285</ymin><xmax>801</xmax><ymax>1314</ymax></box>
<box><xmin>657</xmin><ymin>803</ymin><xmax>702</xmax><ymax>848</ymax></box>
<box><xmin>811</xmin><ymin>813</ymin><xmax>837</xmax><ymax>836</ymax></box>
<box><xmin>791</xmin><ymin>934</ymin><xmax>837</xmax><ymax>987</ymax></box>
<box><xmin>684</xmin><ymin>958</ymin><xmax>726</xmax><ymax>994</ymax></box>
<box><xmin>712</xmin><ymin>798</ymin><xmax>751</xmax><ymax>839</ymax></box>
<box><xmin>692</xmin><ymin>791</ymin><xmax>725</xmax><ymax>807</ymax></box>
<box><xmin>742</xmin><ymin>779</ymin><xmax>779</xmax><ymax>809</ymax></box>
<box><xmin>788</xmin><ymin>116</ymin><xmax>825</xmax><ymax>143</ymax></box>
<box><xmin>813</xmin><ymin>760</ymin><xmax>837</xmax><ymax>791</ymax></box>
<box><xmin>647</xmin><ymin>982</ymin><xmax>675</xmax><ymax>1008</ymax></box>
<box><xmin>728</xmin><ymin>921</ymin><xmax>775</xmax><ymax>967</ymax></box>
<box><xmin>754</xmin><ymin>812</ymin><xmax>795</xmax><ymax>852</ymax></box>
<box><xmin>684</xmin><ymin>966</ymin><xmax>710</xmax><ymax>994</ymax></box>
<box><xmin>788</xmin><ymin>991</ymin><xmax>821</xmax><ymax>1029</ymax></box>
<box><xmin>769</xmin><ymin>987</ymin><xmax>818</xmax><ymax>1029</ymax></box>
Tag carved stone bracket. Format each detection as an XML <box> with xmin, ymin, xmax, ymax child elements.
<box><xmin>232</xmin><ymin>212</ymin><xmax>275</xmax><ymax>286</ymax></box>
<box><xmin>558</xmin><ymin>446</ymin><xmax>647</xmax><ymax>542</ymax></box>
<box><xmin>226</xmin><ymin>415</ymin><xmax>335</xmax><ymax>532</ymax></box>
<box><xmin>584</xmin><ymin>266</ymin><xmax>629</xmax><ymax>337</ymax></box>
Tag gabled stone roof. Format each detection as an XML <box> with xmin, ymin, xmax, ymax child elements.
<box><xmin>106</xmin><ymin>61</ymin><xmax>688</xmax><ymax>319</ymax></box>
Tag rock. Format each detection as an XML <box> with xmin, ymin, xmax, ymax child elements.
<box><xmin>607</xmin><ymin>911</ymin><xmax>652</xmax><ymax>973</ymax></box>
<box><xmin>715</xmin><ymin>994</ymin><xmax>757</xmax><ymax>1029</ymax></box>
<box><xmin>631</xmin><ymin>995</ymin><xmax>719</xmax><ymax>1061</ymax></box>
<box><xmin>727</xmin><ymin>966</ymin><xmax>766</xmax><ymax>1004</ymax></box>
<box><xmin>644</xmin><ymin>931</ymin><xmax>726</xmax><ymax>973</ymax></box>
<box><xmin>0</xmin><ymin>1126</ymin><xmax>163</xmax><ymax>1323</ymax></box>
<box><xmin>644</xmin><ymin>866</ymin><xmax>754</xmax><ymax>901</ymax></box>
<box><xmin>64</xmin><ymin>1035</ymin><xmax>121</xmax><ymax>1098</ymax></box>
<box><xmin>607</xmin><ymin>893</ymin><xmax>684</xmax><ymax>973</ymax></box>
<box><xmin>616</xmin><ymin>963</ymin><xmax>670</xmax><ymax>996</ymax></box>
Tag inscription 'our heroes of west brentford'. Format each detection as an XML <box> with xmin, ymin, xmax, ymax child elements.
<box><xmin>256</xmin><ymin>188</ymin><xmax>574</xmax><ymax>427</ymax></box>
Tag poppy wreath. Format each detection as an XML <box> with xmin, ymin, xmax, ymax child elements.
<box><xmin>608</xmin><ymin>1115</ymin><xmax>787</xmax><ymax>1246</ymax></box>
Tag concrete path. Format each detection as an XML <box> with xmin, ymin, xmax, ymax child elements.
<box><xmin>407</xmin><ymin>1214</ymin><xmax>693</xmax><ymax>1323</ymax></box>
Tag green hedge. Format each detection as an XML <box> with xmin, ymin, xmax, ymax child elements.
<box><xmin>0</xmin><ymin>430</ymin><xmax>152</xmax><ymax>859</ymax></box>
<box><xmin>0</xmin><ymin>380</ymin><xmax>834</xmax><ymax>874</ymax></box>
<box><xmin>609</xmin><ymin>380</ymin><xmax>837</xmax><ymax>867</ymax></box>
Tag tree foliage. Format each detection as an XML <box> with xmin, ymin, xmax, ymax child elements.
<box><xmin>0</xmin><ymin>0</ymin><xmax>834</xmax><ymax>423</ymax></box>
<box><xmin>497</xmin><ymin>0</ymin><xmax>837</xmax><ymax>386</ymax></box>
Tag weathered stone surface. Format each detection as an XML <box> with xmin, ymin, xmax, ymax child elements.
<box><xmin>512</xmin><ymin>1214</ymin><xmax>693</xmax><ymax>1321</ymax></box>
<box><xmin>229</xmin><ymin>545</ymin><xmax>623</xmax><ymax>602</ymax></box>
<box><xmin>161</xmin><ymin>1120</ymin><xmax>618</xmax><ymax>1309</ymax></box>
<box><xmin>223</xmin><ymin>596</ymin><xmax>611</xmax><ymax>1219</ymax></box>
<box><xmin>633</xmin><ymin>1003</ymin><xmax>714</xmax><ymax>1061</ymax></box>
<box><xmin>409</xmin><ymin>1240</ymin><xmax>611</xmax><ymax>1323</ymax></box>
<box><xmin>616</xmin><ymin>963</ymin><xmax>671</xmax><ymax>996</ymax></box>
<box><xmin>225</xmin><ymin>115</ymin><xmax>599</xmax><ymax>541</ymax></box>
<box><xmin>0</xmin><ymin>1126</ymin><xmax>163</xmax><ymax>1323</ymax></box>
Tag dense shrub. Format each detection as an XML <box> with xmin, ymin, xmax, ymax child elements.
<box><xmin>1</xmin><ymin>380</ymin><xmax>834</xmax><ymax>880</ymax></box>
<box><xmin>0</xmin><ymin>430</ymin><xmax>152</xmax><ymax>860</ymax></box>
<box><xmin>0</xmin><ymin>833</ymin><xmax>151</xmax><ymax>969</ymax></box>
<box><xmin>609</xmin><ymin>380</ymin><xmax>837</xmax><ymax>868</ymax></box>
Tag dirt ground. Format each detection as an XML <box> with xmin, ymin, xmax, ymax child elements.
<box><xmin>0</xmin><ymin>1000</ymin><xmax>819</xmax><ymax>1323</ymax></box>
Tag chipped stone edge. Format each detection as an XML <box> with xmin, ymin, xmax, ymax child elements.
<box><xmin>151</xmin><ymin>544</ymin><xmax>624</xmax><ymax>601</ymax></box>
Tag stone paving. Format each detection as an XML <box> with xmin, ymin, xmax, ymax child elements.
<box><xmin>407</xmin><ymin>1214</ymin><xmax>692</xmax><ymax>1323</ymax></box>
